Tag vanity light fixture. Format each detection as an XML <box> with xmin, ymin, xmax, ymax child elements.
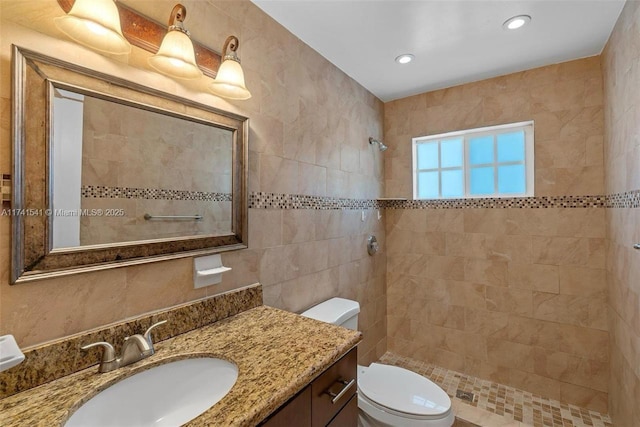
<box><xmin>395</xmin><ymin>54</ymin><xmax>414</xmax><ymax>65</ymax></box>
<box><xmin>503</xmin><ymin>15</ymin><xmax>531</xmax><ymax>30</ymax></box>
<box><xmin>54</xmin><ymin>0</ymin><xmax>131</xmax><ymax>54</ymax></box>
<box><xmin>209</xmin><ymin>36</ymin><xmax>252</xmax><ymax>100</ymax></box>
<box><xmin>148</xmin><ymin>4</ymin><xmax>203</xmax><ymax>80</ymax></box>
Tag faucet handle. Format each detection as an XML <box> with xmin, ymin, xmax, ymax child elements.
<box><xmin>143</xmin><ymin>320</ymin><xmax>167</xmax><ymax>346</ymax></box>
<box><xmin>81</xmin><ymin>341</ymin><xmax>116</xmax><ymax>363</ymax></box>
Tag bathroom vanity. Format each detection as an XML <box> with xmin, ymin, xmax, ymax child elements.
<box><xmin>262</xmin><ymin>347</ymin><xmax>358</xmax><ymax>427</ymax></box>
<box><xmin>0</xmin><ymin>288</ymin><xmax>362</xmax><ymax>427</ymax></box>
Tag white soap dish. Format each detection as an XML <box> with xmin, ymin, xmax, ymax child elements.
<box><xmin>193</xmin><ymin>254</ymin><xmax>231</xmax><ymax>288</ymax></box>
<box><xmin>196</xmin><ymin>266</ymin><xmax>232</xmax><ymax>277</ymax></box>
<box><xmin>0</xmin><ymin>335</ymin><xmax>25</xmax><ymax>372</ymax></box>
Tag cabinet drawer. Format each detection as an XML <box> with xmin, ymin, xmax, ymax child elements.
<box><xmin>311</xmin><ymin>347</ymin><xmax>357</xmax><ymax>427</ymax></box>
<box><xmin>261</xmin><ymin>386</ymin><xmax>311</xmax><ymax>427</ymax></box>
<box><xmin>326</xmin><ymin>393</ymin><xmax>358</xmax><ymax>427</ymax></box>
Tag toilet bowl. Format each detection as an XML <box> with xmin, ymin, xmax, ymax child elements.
<box><xmin>301</xmin><ymin>298</ymin><xmax>454</xmax><ymax>427</ymax></box>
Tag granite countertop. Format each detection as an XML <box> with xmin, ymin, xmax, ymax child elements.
<box><xmin>0</xmin><ymin>306</ymin><xmax>362</xmax><ymax>427</ymax></box>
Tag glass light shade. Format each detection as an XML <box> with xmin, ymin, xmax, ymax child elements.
<box><xmin>148</xmin><ymin>30</ymin><xmax>203</xmax><ymax>80</ymax></box>
<box><xmin>54</xmin><ymin>0</ymin><xmax>131</xmax><ymax>54</ymax></box>
<box><xmin>209</xmin><ymin>59</ymin><xmax>251</xmax><ymax>100</ymax></box>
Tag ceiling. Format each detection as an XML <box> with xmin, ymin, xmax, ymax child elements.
<box><xmin>251</xmin><ymin>0</ymin><xmax>626</xmax><ymax>102</ymax></box>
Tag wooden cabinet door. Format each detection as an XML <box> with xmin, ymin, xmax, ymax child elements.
<box><xmin>261</xmin><ymin>386</ymin><xmax>311</xmax><ymax>427</ymax></box>
<box><xmin>311</xmin><ymin>348</ymin><xmax>357</xmax><ymax>427</ymax></box>
<box><xmin>326</xmin><ymin>394</ymin><xmax>358</xmax><ymax>427</ymax></box>
<box><xmin>261</xmin><ymin>347</ymin><xmax>359</xmax><ymax>427</ymax></box>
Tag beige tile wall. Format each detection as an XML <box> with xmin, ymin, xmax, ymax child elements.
<box><xmin>602</xmin><ymin>1</ymin><xmax>640</xmax><ymax>426</ymax></box>
<box><xmin>0</xmin><ymin>0</ymin><xmax>386</xmax><ymax>365</ymax></box>
<box><xmin>384</xmin><ymin>58</ymin><xmax>609</xmax><ymax>412</ymax></box>
<box><xmin>82</xmin><ymin>95</ymin><xmax>233</xmax><ymax>194</ymax></box>
<box><xmin>385</xmin><ymin>57</ymin><xmax>605</xmax><ymax>199</ymax></box>
<box><xmin>79</xmin><ymin>199</ymin><xmax>232</xmax><ymax>245</ymax></box>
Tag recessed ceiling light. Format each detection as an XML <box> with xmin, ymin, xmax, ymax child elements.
<box><xmin>395</xmin><ymin>54</ymin><xmax>414</xmax><ymax>64</ymax></box>
<box><xmin>503</xmin><ymin>15</ymin><xmax>531</xmax><ymax>30</ymax></box>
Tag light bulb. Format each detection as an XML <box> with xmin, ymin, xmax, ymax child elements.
<box><xmin>395</xmin><ymin>54</ymin><xmax>414</xmax><ymax>65</ymax></box>
<box><xmin>503</xmin><ymin>15</ymin><xmax>531</xmax><ymax>31</ymax></box>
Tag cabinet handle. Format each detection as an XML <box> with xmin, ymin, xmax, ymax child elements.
<box><xmin>325</xmin><ymin>379</ymin><xmax>356</xmax><ymax>404</ymax></box>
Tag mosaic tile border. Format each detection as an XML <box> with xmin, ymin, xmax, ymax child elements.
<box><xmin>249</xmin><ymin>190</ymin><xmax>640</xmax><ymax>210</ymax></box>
<box><xmin>606</xmin><ymin>189</ymin><xmax>640</xmax><ymax>208</ymax></box>
<box><xmin>380</xmin><ymin>195</ymin><xmax>608</xmax><ymax>209</ymax></box>
<box><xmin>1</xmin><ymin>173</ymin><xmax>10</xmax><ymax>206</ymax></box>
<box><xmin>3</xmin><ymin>174</ymin><xmax>636</xmax><ymax>209</ymax></box>
<box><xmin>379</xmin><ymin>352</ymin><xmax>613</xmax><ymax>427</ymax></box>
<box><xmin>249</xmin><ymin>192</ymin><xmax>381</xmax><ymax>210</ymax></box>
<box><xmin>81</xmin><ymin>185</ymin><xmax>232</xmax><ymax>202</ymax></box>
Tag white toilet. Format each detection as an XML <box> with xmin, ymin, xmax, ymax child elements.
<box><xmin>301</xmin><ymin>298</ymin><xmax>454</xmax><ymax>427</ymax></box>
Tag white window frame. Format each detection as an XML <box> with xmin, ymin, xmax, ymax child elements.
<box><xmin>412</xmin><ymin>121</ymin><xmax>534</xmax><ymax>199</ymax></box>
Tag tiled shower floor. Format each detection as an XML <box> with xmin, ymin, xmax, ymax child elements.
<box><xmin>378</xmin><ymin>352</ymin><xmax>613</xmax><ymax>427</ymax></box>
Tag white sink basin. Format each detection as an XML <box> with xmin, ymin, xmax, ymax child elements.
<box><xmin>65</xmin><ymin>357</ymin><xmax>238</xmax><ymax>427</ymax></box>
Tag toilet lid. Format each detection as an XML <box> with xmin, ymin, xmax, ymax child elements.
<box><xmin>358</xmin><ymin>363</ymin><xmax>451</xmax><ymax>417</ymax></box>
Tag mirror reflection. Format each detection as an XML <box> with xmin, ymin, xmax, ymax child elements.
<box><xmin>51</xmin><ymin>88</ymin><xmax>233</xmax><ymax>249</ymax></box>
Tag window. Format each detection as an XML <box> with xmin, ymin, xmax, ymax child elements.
<box><xmin>413</xmin><ymin>121</ymin><xmax>534</xmax><ymax>199</ymax></box>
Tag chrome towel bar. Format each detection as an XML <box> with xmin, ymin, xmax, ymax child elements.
<box><xmin>144</xmin><ymin>214</ymin><xmax>202</xmax><ymax>221</ymax></box>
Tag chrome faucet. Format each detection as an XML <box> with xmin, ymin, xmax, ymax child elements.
<box><xmin>81</xmin><ymin>320</ymin><xmax>167</xmax><ymax>373</ymax></box>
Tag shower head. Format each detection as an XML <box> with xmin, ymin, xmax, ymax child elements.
<box><xmin>369</xmin><ymin>137</ymin><xmax>388</xmax><ymax>152</ymax></box>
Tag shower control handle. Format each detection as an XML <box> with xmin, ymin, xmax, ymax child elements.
<box><xmin>634</xmin><ymin>243</ymin><xmax>640</xmax><ymax>250</ymax></box>
<box><xmin>367</xmin><ymin>235</ymin><xmax>379</xmax><ymax>256</ymax></box>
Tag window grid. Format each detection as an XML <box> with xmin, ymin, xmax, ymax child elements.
<box><xmin>493</xmin><ymin>135</ymin><xmax>498</xmax><ymax>192</ymax></box>
<box><xmin>415</xmin><ymin>141</ymin><xmax>465</xmax><ymax>199</ymax></box>
<box><xmin>413</xmin><ymin>122</ymin><xmax>534</xmax><ymax>200</ymax></box>
<box><xmin>437</xmin><ymin>142</ymin><xmax>442</xmax><ymax>197</ymax></box>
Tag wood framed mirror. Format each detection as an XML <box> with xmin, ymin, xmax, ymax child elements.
<box><xmin>11</xmin><ymin>46</ymin><xmax>248</xmax><ymax>284</ymax></box>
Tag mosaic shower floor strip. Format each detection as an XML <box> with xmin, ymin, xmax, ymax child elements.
<box><xmin>378</xmin><ymin>352</ymin><xmax>613</xmax><ymax>427</ymax></box>
<box><xmin>454</xmin><ymin>417</ymin><xmax>482</xmax><ymax>427</ymax></box>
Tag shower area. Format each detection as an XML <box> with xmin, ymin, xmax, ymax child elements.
<box><xmin>378</xmin><ymin>2</ymin><xmax>640</xmax><ymax>423</ymax></box>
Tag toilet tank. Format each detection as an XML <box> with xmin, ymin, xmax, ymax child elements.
<box><xmin>300</xmin><ymin>298</ymin><xmax>360</xmax><ymax>330</ymax></box>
